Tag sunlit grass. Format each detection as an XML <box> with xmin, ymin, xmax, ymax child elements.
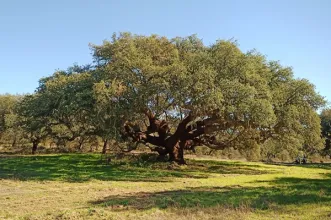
<box><xmin>1</xmin><ymin>153</ymin><xmax>331</xmax><ymax>219</ymax></box>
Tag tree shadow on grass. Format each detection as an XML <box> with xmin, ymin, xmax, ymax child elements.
<box><xmin>0</xmin><ymin>154</ymin><xmax>191</xmax><ymax>182</ymax></box>
<box><xmin>0</xmin><ymin>154</ymin><xmax>277</xmax><ymax>182</ymax></box>
<box><xmin>184</xmin><ymin>159</ymin><xmax>278</xmax><ymax>175</ymax></box>
<box><xmin>296</xmin><ymin>163</ymin><xmax>331</xmax><ymax>170</ymax></box>
<box><xmin>90</xmin><ymin>174</ymin><xmax>331</xmax><ymax>211</ymax></box>
<box><xmin>264</xmin><ymin>162</ymin><xmax>331</xmax><ymax>171</ymax></box>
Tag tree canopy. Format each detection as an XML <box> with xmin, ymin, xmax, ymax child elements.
<box><xmin>0</xmin><ymin>33</ymin><xmax>326</xmax><ymax>162</ymax></box>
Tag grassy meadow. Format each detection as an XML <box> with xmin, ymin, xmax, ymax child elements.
<box><xmin>0</xmin><ymin>153</ymin><xmax>331</xmax><ymax>219</ymax></box>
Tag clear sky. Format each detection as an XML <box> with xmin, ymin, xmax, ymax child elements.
<box><xmin>0</xmin><ymin>0</ymin><xmax>330</xmax><ymax>102</ymax></box>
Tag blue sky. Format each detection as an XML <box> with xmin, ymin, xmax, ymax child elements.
<box><xmin>0</xmin><ymin>0</ymin><xmax>330</xmax><ymax>103</ymax></box>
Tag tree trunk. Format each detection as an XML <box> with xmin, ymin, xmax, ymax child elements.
<box><xmin>77</xmin><ymin>137</ymin><xmax>85</xmax><ymax>151</ymax></box>
<box><xmin>102</xmin><ymin>139</ymin><xmax>108</xmax><ymax>154</ymax></box>
<box><xmin>152</xmin><ymin>146</ymin><xmax>168</xmax><ymax>161</ymax></box>
<box><xmin>326</xmin><ymin>139</ymin><xmax>331</xmax><ymax>150</ymax></box>
<box><xmin>168</xmin><ymin>141</ymin><xmax>186</xmax><ymax>164</ymax></box>
<box><xmin>78</xmin><ymin>142</ymin><xmax>83</xmax><ymax>151</ymax></box>
<box><xmin>12</xmin><ymin>137</ymin><xmax>17</xmax><ymax>148</ymax></box>
<box><xmin>32</xmin><ymin>141</ymin><xmax>38</xmax><ymax>154</ymax></box>
<box><xmin>123</xmin><ymin>111</ymin><xmax>200</xmax><ymax>165</ymax></box>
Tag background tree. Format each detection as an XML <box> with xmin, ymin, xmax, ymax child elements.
<box><xmin>16</xmin><ymin>94</ymin><xmax>52</xmax><ymax>154</ymax></box>
<box><xmin>37</xmin><ymin>70</ymin><xmax>96</xmax><ymax>149</ymax></box>
<box><xmin>0</xmin><ymin>95</ymin><xmax>17</xmax><ymax>134</ymax></box>
<box><xmin>0</xmin><ymin>95</ymin><xmax>27</xmax><ymax>148</ymax></box>
<box><xmin>321</xmin><ymin>108</ymin><xmax>331</xmax><ymax>156</ymax></box>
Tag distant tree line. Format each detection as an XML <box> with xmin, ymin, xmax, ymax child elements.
<box><xmin>0</xmin><ymin>33</ymin><xmax>329</xmax><ymax>163</ymax></box>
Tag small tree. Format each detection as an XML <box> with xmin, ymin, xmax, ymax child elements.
<box><xmin>321</xmin><ymin>108</ymin><xmax>331</xmax><ymax>156</ymax></box>
<box><xmin>0</xmin><ymin>95</ymin><xmax>27</xmax><ymax>148</ymax></box>
<box><xmin>16</xmin><ymin>94</ymin><xmax>50</xmax><ymax>154</ymax></box>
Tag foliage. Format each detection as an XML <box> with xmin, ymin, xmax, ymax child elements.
<box><xmin>320</xmin><ymin>108</ymin><xmax>331</xmax><ymax>156</ymax></box>
<box><xmin>0</xmin><ymin>33</ymin><xmax>326</xmax><ymax>160</ymax></box>
<box><xmin>89</xmin><ymin>33</ymin><xmax>325</xmax><ymax>160</ymax></box>
<box><xmin>15</xmin><ymin>94</ymin><xmax>52</xmax><ymax>153</ymax></box>
<box><xmin>0</xmin><ymin>94</ymin><xmax>27</xmax><ymax>147</ymax></box>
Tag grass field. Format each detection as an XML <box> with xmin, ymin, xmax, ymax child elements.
<box><xmin>0</xmin><ymin>153</ymin><xmax>331</xmax><ymax>219</ymax></box>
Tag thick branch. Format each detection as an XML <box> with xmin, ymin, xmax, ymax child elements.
<box><xmin>174</xmin><ymin>112</ymin><xmax>194</xmax><ymax>136</ymax></box>
<box><xmin>138</xmin><ymin>133</ymin><xmax>167</xmax><ymax>147</ymax></box>
<box><xmin>143</xmin><ymin>108</ymin><xmax>170</xmax><ymax>137</ymax></box>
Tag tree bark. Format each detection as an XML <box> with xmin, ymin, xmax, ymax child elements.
<box><xmin>123</xmin><ymin>111</ymin><xmax>212</xmax><ymax>165</ymax></box>
<box><xmin>168</xmin><ymin>141</ymin><xmax>185</xmax><ymax>164</ymax></box>
<box><xmin>77</xmin><ymin>137</ymin><xmax>84</xmax><ymax>151</ymax></box>
<box><xmin>32</xmin><ymin>141</ymin><xmax>38</xmax><ymax>154</ymax></box>
<box><xmin>102</xmin><ymin>139</ymin><xmax>108</xmax><ymax>154</ymax></box>
<box><xmin>326</xmin><ymin>139</ymin><xmax>331</xmax><ymax>150</ymax></box>
<box><xmin>12</xmin><ymin>137</ymin><xmax>17</xmax><ymax>148</ymax></box>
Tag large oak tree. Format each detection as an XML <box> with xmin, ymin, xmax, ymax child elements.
<box><xmin>14</xmin><ymin>33</ymin><xmax>325</xmax><ymax>162</ymax></box>
<box><xmin>88</xmin><ymin>33</ymin><xmax>325</xmax><ymax>164</ymax></box>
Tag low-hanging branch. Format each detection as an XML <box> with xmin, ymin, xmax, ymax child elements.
<box><xmin>121</xmin><ymin>108</ymin><xmax>255</xmax><ymax>164</ymax></box>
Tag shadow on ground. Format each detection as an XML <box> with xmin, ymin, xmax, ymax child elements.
<box><xmin>264</xmin><ymin>162</ymin><xmax>331</xmax><ymax>170</ymax></box>
<box><xmin>91</xmin><ymin>174</ymin><xmax>331</xmax><ymax>211</ymax></box>
<box><xmin>0</xmin><ymin>154</ymin><xmax>275</xmax><ymax>182</ymax></box>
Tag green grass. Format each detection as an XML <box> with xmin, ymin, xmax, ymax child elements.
<box><xmin>1</xmin><ymin>153</ymin><xmax>331</xmax><ymax>219</ymax></box>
